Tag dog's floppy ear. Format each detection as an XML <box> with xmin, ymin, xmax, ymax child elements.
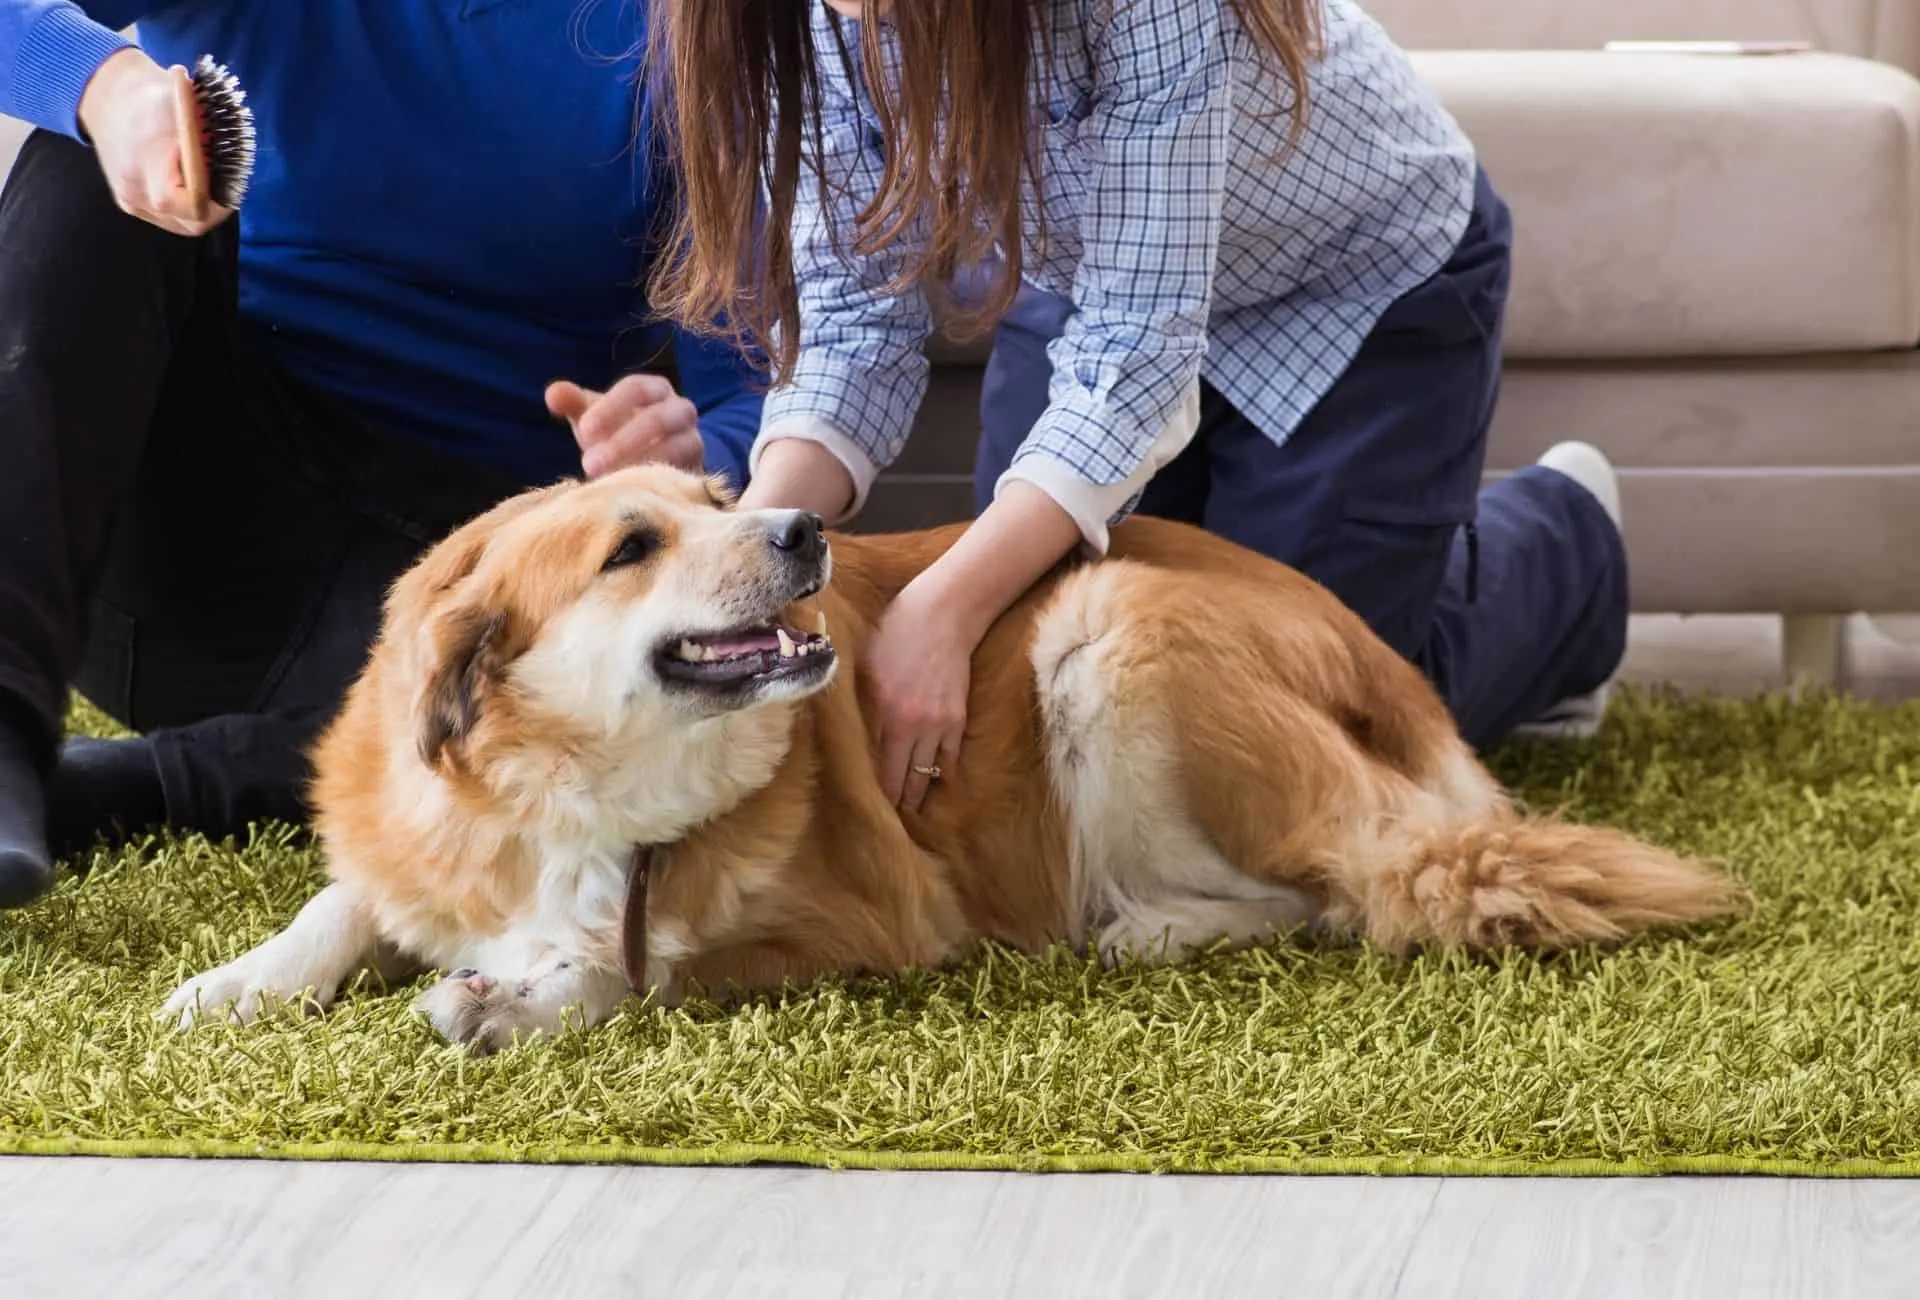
<box><xmin>416</xmin><ymin>603</ymin><xmax>513</xmax><ymax>769</ymax></box>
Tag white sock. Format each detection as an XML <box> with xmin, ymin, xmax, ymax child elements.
<box><xmin>1536</xmin><ymin>440</ymin><xmax>1621</xmax><ymax>529</ymax></box>
<box><xmin>1508</xmin><ymin>442</ymin><xmax>1622</xmax><ymax>742</ymax></box>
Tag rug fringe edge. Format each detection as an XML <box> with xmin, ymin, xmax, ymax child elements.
<box><xmin>4</xmin><ymin>1137</ymin><xmax>1919</xmax><ymax>1178</ymax></box>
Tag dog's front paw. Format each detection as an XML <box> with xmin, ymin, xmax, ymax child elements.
<box><xmin>160</xmin><ymin>947</ymin><xmax>337</xmax><ymax>1029</ymax></box>
<box><xmin>414</xmin><ymin>970</ymin><xmax>551</xmax><ymax>1055</ymax></box>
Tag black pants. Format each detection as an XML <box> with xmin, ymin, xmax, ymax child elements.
<box><xmin>0</xmin><ymin>131</ymin><xmax>532</xmax><ymax>837</ymax></box>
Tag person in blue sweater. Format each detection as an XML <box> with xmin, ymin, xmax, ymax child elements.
<box><xmin>0</xmin><ymin>1</ymin><xmax>765</xmax><ymax>907</ymax></box>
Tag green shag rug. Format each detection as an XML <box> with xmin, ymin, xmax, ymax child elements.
<box><xmin>3</xmin><ymin>690</ymin><xmax>1919</xmax><ymax>1176</ymax></box>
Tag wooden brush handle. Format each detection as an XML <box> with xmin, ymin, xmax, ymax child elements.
<box><xmin>169</xmin><ymin>64</ymin><xmax>209</xmax><ymax>221</ymax></box>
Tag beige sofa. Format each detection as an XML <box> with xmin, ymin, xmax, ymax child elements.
<box><xmin>876</xmin><ymin>0</ymin><xmax>1920</xmax><ymax>687</ymax></box>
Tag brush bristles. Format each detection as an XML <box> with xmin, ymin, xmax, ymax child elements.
<box><xmin>190</xmin><ymin>54</ymin><xmax>257</xmax><ymax>211</ymax></box>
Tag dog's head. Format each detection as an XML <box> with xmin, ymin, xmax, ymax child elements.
<box><xmin>383</xmin><ymin>465</ymin><xmax>838</xmax><ymax>786</ymax></box>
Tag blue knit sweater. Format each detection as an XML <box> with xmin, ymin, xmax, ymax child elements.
<box><xmin>0</xmin><ymin>0</ymin><xmax>762</xmax><ymax>487</ymax></box>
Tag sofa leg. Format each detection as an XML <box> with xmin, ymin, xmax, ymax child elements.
<box><xmin>1866</xmin><ymin>614</ymin><xmax>1920</xmax><ymax>646</ymax></box>
<box><xmin>1781</xmin><ymin>614</ymin><xmax>1843</xmax><ymax>695</ymax></box>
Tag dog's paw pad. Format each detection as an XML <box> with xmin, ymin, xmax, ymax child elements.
<box><xmin>415</xmin><ymin>971</ymin><xmax>544</xmax><ymax>1054</ymax></box>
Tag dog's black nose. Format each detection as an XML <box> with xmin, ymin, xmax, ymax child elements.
<box><xmin>768</xmin><ymin>510</ymin><xmax>825</xmax><ymax>562</ymax></box>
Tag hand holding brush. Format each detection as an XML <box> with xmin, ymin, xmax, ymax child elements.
<box><xmin>77</xmin><ymin>47</ymin><xmax>256</xmax><ymax>237</ymax></box>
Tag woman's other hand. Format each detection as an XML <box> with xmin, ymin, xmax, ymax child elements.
<box><xmin>547</xmin><ymin>376</ymin><xmax>705</xmax><ymax>478</ymax></box>
<box><xmin>78</xmin><ymin>49</ymin><xmax>229</xmax><ymax>237</ymax></box>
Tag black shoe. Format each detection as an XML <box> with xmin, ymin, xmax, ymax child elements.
<box><xmin>45</xmin><ymin>735</ymin><xmax>168</xmax><ymax>862</ymax></box>
<box><xmin>0</xmin><ymin>844</ymin><xmax>52</xmax><ymax>908</ymax></box>
<box><xmin>0</xmin><ymin>711</ymin><xmax>53</xmax><ymax>910</ymax></box>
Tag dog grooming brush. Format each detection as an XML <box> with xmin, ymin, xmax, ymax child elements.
<box><xmin>170</xmin><ymin>54</ymin><xmax>256</xmax><ymax>214</ymax></box>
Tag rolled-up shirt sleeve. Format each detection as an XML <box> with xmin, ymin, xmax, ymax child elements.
<box><xmin>752</xmin><ymin>4</ymin><xmax>934</xmax><ymax>520</ymax></box>
<box><xmin>994</xmin><ymin>2</ymin><xmax>1232</xmax><ymax>553</ymax></box>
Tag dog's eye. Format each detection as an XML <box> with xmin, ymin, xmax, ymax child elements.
<box><xmin>602</xmin><ymin>527</ymin><xmax>661</xmax><ymax>571</ymax></box>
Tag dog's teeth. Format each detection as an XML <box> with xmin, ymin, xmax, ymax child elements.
<box><xmin>700</xmin><ymin>646</ymin><xmax>720</xmax><ymax>662</ymax></box>
<box><xmin>814</xmin><ymin>610</ymin><xmax>828</xmax><ymax>638</ymax></box>
<box><xmin>677</xmin><ymin>639</ymin><xmax>701</xmax><ymax>662</ymax></box>
<box><xmin>776</xmin><ymin>627</ymin><xmax>797</xmax><ymax>659</ymax></box>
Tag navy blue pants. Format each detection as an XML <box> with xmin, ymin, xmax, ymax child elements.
<box><xmin>975</xmin><ymin>171</ymin><xmax>1628</xmax><ymax>748</ymax></box>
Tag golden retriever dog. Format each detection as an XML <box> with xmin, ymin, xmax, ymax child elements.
<box><xmin>161</xmin><ymin>465</ymin><xmax>1741</xmax><ymax>1052</ymax></box>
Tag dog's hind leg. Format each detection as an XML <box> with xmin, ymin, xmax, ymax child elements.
<box><xmin>1034</xmin><ymin>557</ymin><xmax>1741</xmax><ymax>958</ymax></box>
<box><xmin>1104</xmin><ymin>580</ymin><xmax>1741</xmax><ymax>952</ymax></box>
<box><xmin>1030</xmin><ymin>562</ymin><xmax>1326</xmax><ymax>959</ymax></box>
<box><xmin>1097</xmin><ymin>888</ymin><xmax>1321</xmax><ymax>965</ymax></box>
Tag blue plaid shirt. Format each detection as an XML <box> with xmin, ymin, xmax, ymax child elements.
<box><xmin>756</xmin><ymin>0</ymin><xmax>1477</xmax><ymax>551</ymax></box>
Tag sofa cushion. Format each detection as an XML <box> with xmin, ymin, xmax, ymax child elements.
<box><xmin>1485</xmin><ymin>354</ymin><xmax>1920</xmax><ymax>614</ymax></box>
<box><xmin>1417</xmin><ymin>50</ymin><xmax>1920</xmax><ymax>359</ymax></box>
<box><xmin>1366</xmin><ymin>0</ymin><xmax>1920</xmax><ymax>80</ymax></box>
<box><xmin>928</xmin><ymin>51</ymin><xmax>1920</xmax><ymax>363</ymax></box>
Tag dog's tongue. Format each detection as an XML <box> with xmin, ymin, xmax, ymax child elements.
<box><xmin>697</xmin><ymin>629</ymin><xmax>782</xmax><ymax>658</ymax></box>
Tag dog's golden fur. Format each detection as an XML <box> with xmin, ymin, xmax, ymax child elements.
<box><xmin>163</xmin><ymin>466</ymin><xmax>1742</xmax><ymax>1051</ymax></box>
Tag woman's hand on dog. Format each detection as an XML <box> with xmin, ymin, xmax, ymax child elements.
<box><xmin>863</xmin><ymin>483</ymin><xmax>1087</xmax><ymax>812</ymax></box>
<box><xmin>866</xmin><ymin>582</ymin><xmax>972</xmax><ymax>814</ymax></box>
<box><xmin>547</xmin><ymin>377</ymin><xmax>704</xmax><ymax>479</ymax></box>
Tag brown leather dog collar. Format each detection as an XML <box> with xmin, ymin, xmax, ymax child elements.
<box><xmin>621</xmin><ymin>845</ymin><xmax>663</xmax><ymax>994</ymax></box>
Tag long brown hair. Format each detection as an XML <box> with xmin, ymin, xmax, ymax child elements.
<box><xmin>648</xmin><ymin>0</ymin><xmax>1323</xmax><ymax>384</ymax></box>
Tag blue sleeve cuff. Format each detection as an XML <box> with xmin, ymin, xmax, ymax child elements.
<box><xmin>699</xmin><ymin>408</ymin><xmax>758</xmax><ymax>492</ymax></box>
<box><xmin>12</xmin><ymin>5</ymin><xmax>134</xmax><ymax>140</ymax></box>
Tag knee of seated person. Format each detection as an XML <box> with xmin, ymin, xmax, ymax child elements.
<box><xmin>0</xmin><ymin>129</ymin><xmax>207</xmax><ymax>262</ymax></box>
<box><xmin>4</xmin><ymin>130</ymin><xmax>112</xmax><ymax>208</ymax></box>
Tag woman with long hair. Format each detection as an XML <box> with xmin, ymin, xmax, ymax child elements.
<box><xmin>651</xmin><ymin>0</ymin><xmax>1628</xmax><ymax>810</ymax></box>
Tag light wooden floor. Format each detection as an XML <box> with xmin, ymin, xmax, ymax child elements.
<box><xmin>6</xmin><ymin>614</ymin><xmax>1919</xmax><ymax>1299</ymax></box>
<box><xmin>3</xmin><ymin>1158</ymin><xmax>1916</xmax><ymax>1299</ymax></box>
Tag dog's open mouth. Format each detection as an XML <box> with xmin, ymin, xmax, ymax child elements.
<box><xmin>657</xmin><ymin>613</ymin><xmax>836</xmax><ymax>689</ymax></box>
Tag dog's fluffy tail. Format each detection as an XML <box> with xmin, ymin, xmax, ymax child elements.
<box><xmin>1322</xmin><ymin>813</ymin><xmax>1745</xmax><ymax>955</ymax></box>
